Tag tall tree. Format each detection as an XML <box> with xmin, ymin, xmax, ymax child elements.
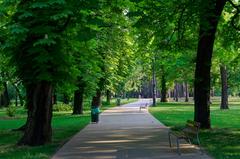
<box><xmin>185</xmin><ymin>82</ymin><xmax>189</xmax><ymax>102</ymax></box>
<box><xmin>3</xmin><ymin>0</ymin><xmax>73</xmax><ymax>145</ymax></box>
<box><xmin>212</xmin><ymin>1</ymin><xmax>240</xmax><ymax>109</ymax></box>
<box><xmin>73</xmin><ymin>81</ymin><xmax>85</xmax><ymax>114</ymax></box>
<box><xmin>194</xmin><ymin>0</ymin><xmax>227</xmax><ymax>128</ymax></box>
<box><xmin>160</xmin><ymin>67</ymin><xmax>168</xmax><ymax>102</ymax></box>
<box><xmin>152</xmin><ymin>56</ymin><xmax>156</xmax><ymax>106</ymax></box>
<box><xmin>220</xmin><ymin>64</ymin><xmax>229</xmax><ymax>109</ymax></box>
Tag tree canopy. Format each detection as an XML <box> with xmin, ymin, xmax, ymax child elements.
<box><xmin>0</xmin><ymin>0</ymin><xmax>239</xmax><ymax>145</ymax></box>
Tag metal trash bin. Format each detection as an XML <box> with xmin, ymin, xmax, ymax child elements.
<box><xmin>91</xmin><ymin>107</ymin><xmax>100</xmax><ymax>123</ymax></box>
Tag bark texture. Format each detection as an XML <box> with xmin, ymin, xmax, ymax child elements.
<box><xmin>220</xmin><ymin>65</ymin><xmax>229</xmax><ymax>109</ymax></box>
<box><xmin>106</xmin><ymin>90</ymin><xmax>111</xmax><ymax>104</ymax></box>
<box><xmin>91</xmin><ymin>89</ymin><xmax>102</xmax><ymax>108</ymax></box>
<box><xmin>63</xmin><ymin>94</ymin><xmax>69</xmax><ymax>104</ymax></box>
<box><xmin>73</xmin><ymin>82</ymin><xmax>85</xmax><ymax>114</ymax></box>
<box><xmin>91</xmin><ymin>78</ymin><xmax>105</xmax><ymax>108</ymax></box>
<box><xmin>14</xmin><ymin>84</ymin><xmax>24</xmax><ymax>106</ymax></box>
<box><xmin>52</xmin><ymin>91</ymin><xmax>57</xmax><ymax>105</ymax></box>
<box><xmin>0</xmin><ymin>82</ymin><xmax>10</xmax><ymax>107</ymax></box>
<box><xmin>18</xmin><ymin>81</ymin><xmax>53</xmax><ymax>146</ymax></box>
<box><xmin>174</xmin><ymin>82</ymin><xmax>179</xmax><ymax>102</ymax></box>
<box><xmin>152</xmin><ymin>59</ymin><xmax>156</xmax><ymax>106</ymax></box>
<box><xmin>160</xmin><ymin>74</ymin><xmax>167</xmax><ymax>102</ymax></box>
<box><xmin>185</xmin><ymin>82</ymin><xmax>189</xmax><ymax>102</ymax></box>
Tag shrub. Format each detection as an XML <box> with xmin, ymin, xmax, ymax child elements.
<box><xmin>6</xmin><ymin>105</ymin><xmax>17</xmax><ymax>117</ymax></box>
<box><xmin>53</xmin><ymin>103</ymin><xmax>72</xmax><ymax>112</ymax></box>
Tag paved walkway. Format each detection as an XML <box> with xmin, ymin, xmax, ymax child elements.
<box><xmin>52</xmin><ymin>99</ymin><xmax>212</xmax><ymax>159</ymax></box>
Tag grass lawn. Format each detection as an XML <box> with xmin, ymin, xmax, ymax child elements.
<box><xmin>149</xmin><ymin>97</ymin><xmax>240</xmax><ymax>159</ymax></box>
<box><xmin>0</xmin><ymin>98</ymin><xmax>137</xmax><ymax>159</ymax></box>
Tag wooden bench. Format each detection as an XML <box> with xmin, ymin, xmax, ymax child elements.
<box><xmin>139</xmin><ymin>103</ymin><xmax>148</xmax><ymax>111</ymax></box>
<box><xmin>168</xmin><ymin>120</ymin><xmax>201</xmax><ymax>155</ymax></box>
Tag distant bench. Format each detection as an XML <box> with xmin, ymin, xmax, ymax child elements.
<box><xmin>168</xmin><ymin>120</ymin><xmax>201</xmax><ymax>155</ymax></box>
<box><xmin>139</xmin><ymin>103</ymin><xmax>148</xmax><ymax>111</ymax></box>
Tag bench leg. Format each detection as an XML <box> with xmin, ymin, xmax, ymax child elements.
<box><xmin>196</xmin><ymin>136</ymin><xmax>204</xmax><ymax>155</ymax></box>
<box><xmin>168</xmin><ymin>132</ymin><xmax>172</xmax><ymax>147</ymax></box>
<box><xmin>177</xmin><ymin>138</ymin><xmax>181</xmax><ymax>155</ymax></box>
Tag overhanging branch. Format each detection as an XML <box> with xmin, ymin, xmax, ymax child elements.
<box><xmin>227</xmin><ymin>0</ymin><xmax>240</xmax><ymax>31</ymax></box>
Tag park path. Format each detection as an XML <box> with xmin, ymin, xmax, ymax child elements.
<box><xmin>52</xmin><ymin>99</ymin><xmax>212</xmax><ymax>159</ymax></box>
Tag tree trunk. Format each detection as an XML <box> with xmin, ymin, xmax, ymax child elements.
<box><xmin>194</xmin><ymin>0</ymin><xmax>226</xmax><ymax>129</ymax></box>
<box><xmin>0</xmin><ymin>94</ymin><xmax>3</xmax><ymax>107</ymax></box>
<box><xmin>122</xmin><ymin>91</ymin><xmax>126</xmax><ymax>99</ymax></box>
<box><xmin>1</xmin><ymin>82</ymin><xmax>10</xmax><ymax>107</ymax></box>
<box><xmin>14</xmin><ymin>84</ymin><xmax>24</xmax><ymax>106</ymax></box>
<box><xmin>220</xmin><ymin>64</ymin><xmax>229</xmax><ymax>109</ymax></box>
<box><xmin>152</xmin><ymin>58</ymin><xmax>156</xmax><ymax>106</ymax></box>
<box><xmin>191</xmin><ymin>88</ymin><xmax>194</xmax><ymax>99</ymax></box>
<box><xmin>174</xmin><ymin>82</ymin><xmax>179</xmax><ymax>102</ymax></box>
<box><xmin>15</xmin><ymin>90</ymin><xmax>18</xmax><ymax>107</ymax></box>
<box><xmin>211</xmin><ymin>87</ymin><xmax>215</xmax><ymax>97</ymax></box>
<box><xmin>91</xmin><ymin>78</ymin><xmax>105</xmax><ymax>108</ymax></box>
<box><xmin>173</xmin><ymin>90</ymin><xmax>175</xmax><ymax>100</ymax></box>
<box><xmin>106</xmin><ymin>90</ymin><xmax>111</xmax><ymax>104</ymax></box>
<box><xmin>63</xmin><ymin>94</ymin><xmax>69</xmax><ymax>104</ymax></box>
<box><xmin>160</xmin><ymin>74</ymin><xmax>167</xmax><ymax>102</ymax></box>
<box><xmin>18</xmin><ymin>81</ymin><xmax>53</xmax><ymax>146</ymax></box>
<box><xmin>73</xmin><ymin>83</ymin><xmax>85</xmax><ymax>115</ymax></box>
<box><xmin>91</xmin><ymin>89</ymin><xmax>102</xmax><ymax>108</ymax></box>
<box><xmin>180</xmin><ymin>83</ymin><xmax>184</xmax><ymax>97</ymax></box>
<box><xmin>185</xmin><ymin>82</ymin><xmax>189</xmax><ymax>102</ymax></box>
<box><xmin>168</xmin><ymin>90</ymin><xmax>171</xmax><ymax>98</ymax></box>
<box><xmin>52</xmin><ymin>90</ymin><xmax>57</xmax><ymax>105</ymax></box>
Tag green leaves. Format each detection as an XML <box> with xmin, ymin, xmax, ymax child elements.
<box><xmin>30</xmin><ymin>2</ymin><xmax>49</xmax><ymax>9</ymax></box>
<box><xmin>50</xmin><ymin>10</ymin><xmax>73</xmax><ymax>21</ymax></box>
<box><xmin>1</xmin><ymin>0</ymin><xmax>74</xmax><ymax>85</ymax></box>
<box><xmin>33</xmin><ymin>38</ymin><xmax>56</xmax><ymax>47</ymax></box>
<box><xmin>8</xmin><ymin>24</ymin><xmax>28</xmax><ymax>34</ymax></box>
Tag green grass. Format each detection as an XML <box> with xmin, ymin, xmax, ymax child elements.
<box><xmin>0</xmin><ymin>112</ymin><xmax>90</xmax><ymax>159</ymax></box>
<box><xmin>149</xmin><ymin>97</ymin><xmax>240</xmax><ymax>159</ymax></box>
<box><xmin>0</xmin><ymin>98</ymin><xmax>137</xmax><ymax>159</ymax></box>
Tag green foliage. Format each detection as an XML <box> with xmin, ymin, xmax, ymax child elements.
<box><xmin>127</xmin><ymin>0</ymin><xmax>199</xmax><ymax>92</ymax></box>
<box><xmin>52</xmin><ymin>103</ymin><xmax>72</xmax><ymax>112</ymax></box>
<box><xmin>210</xmin><ymin>1</ymin><xmax>240</xmax><ymax>96</ymax></box>
<box><xmin>2</xmin><ymin>0</ymin><xmax>74</xmax><ymax>86</ymax></box>
<box><xmin>0</xmin><ymin>0</ymin><xmax>239</xmax><ymax>152</ymax></box>
<box><xmin>6</xmin><ymin>105</ymin><xmax>16</xmax><ymax>117</ymax></box>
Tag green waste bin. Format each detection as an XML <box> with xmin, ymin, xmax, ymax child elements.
<box><xmin>91</xmin><ymin>107</ymin><xmax>100</xmax><ymax>123</ymax></box>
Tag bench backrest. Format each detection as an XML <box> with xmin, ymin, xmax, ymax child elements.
<box><xmin>183</xmin><ymin>120</ymin><xmax>200</xmax><ymax>138</ymax></box>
